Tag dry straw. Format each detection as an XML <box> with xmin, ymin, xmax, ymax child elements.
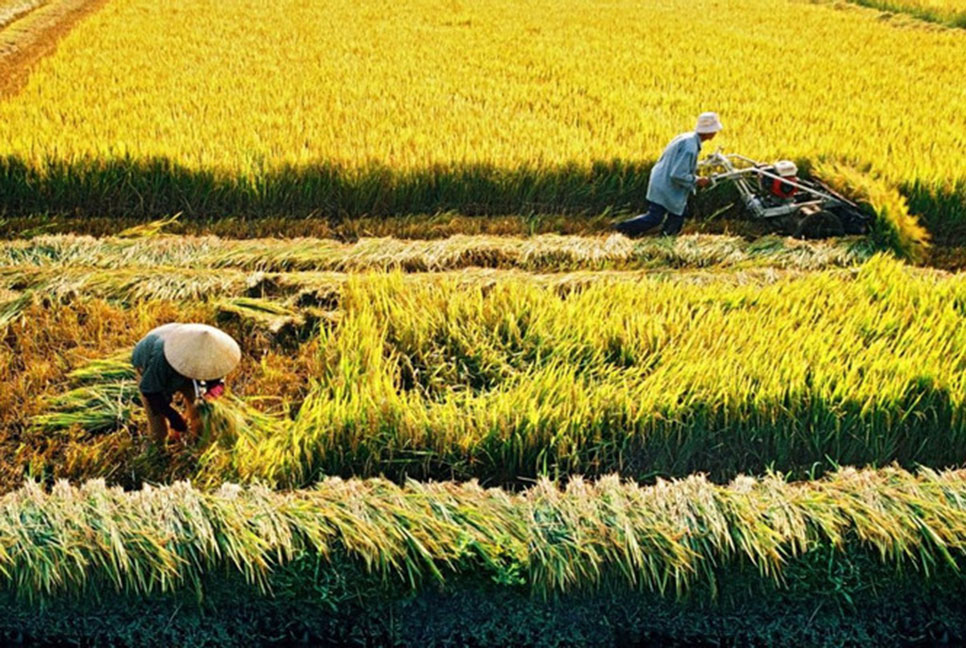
<box><xmin>0</xmin><ymin>233</ymin><xmax>870</xmax><ymax>275</ymax></box>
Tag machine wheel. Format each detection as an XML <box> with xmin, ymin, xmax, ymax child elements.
<box><xmin>834</xmin><ymin>205</ymin><xmax>875</xmax><ymax>235</ymax></box>
<box><xmin>776</xmin><ymin>214</ymin><xmax>801</xmax><ymax>236</ymax></box>
<box><xmin>794</xmin><ymin>210</ymin><xmax>845</xmax><ymax>239</ymax></box>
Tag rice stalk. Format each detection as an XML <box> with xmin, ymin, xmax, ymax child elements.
<box><xmin>0</xmin><ymin>233</ymin><xmax>872</xmax><ymax>275</ymax></box>
<box><xmin>1</xmin><ymin>467</ymin><xmax>966</xmax><ymax>602</ymax></box>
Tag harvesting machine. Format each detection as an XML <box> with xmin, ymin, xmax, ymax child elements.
<box><xmin>698</xmin><ymin>150</ymin><xmax>873</xmax><ymax>238</ymax></box>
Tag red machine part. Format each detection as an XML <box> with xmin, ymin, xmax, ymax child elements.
<box><xmin>767</xmin><ymin>176</ymin><xmax>798</xmax><ymax>199</ymax></box>
<box><xmin>759</xmin><ymin>161</ymin><xmax>799</xmax><ymax>199</ymax></box>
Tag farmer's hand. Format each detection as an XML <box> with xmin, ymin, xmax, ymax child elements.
<box><xmin>204</xmin><ymin>383</ymin><xmax>225</xmax><ymax>401</ymax></box>
<box><xmin>696</xmin><ymin>177</ymin><xmax>711</xmax><ymax>189</ymax></box>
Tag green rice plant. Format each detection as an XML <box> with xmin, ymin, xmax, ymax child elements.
<box><xmin>2</xmin><ymin>467</ymin><xmax>966</xmax><ymax>603</ymax></box>
<box><xmin>195</xmin><ymin>255</ymin><xmax>966</xmax><ymax>487</ymax></box>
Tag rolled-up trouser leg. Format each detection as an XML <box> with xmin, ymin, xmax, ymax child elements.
<box><xmin>661</xmin><ymin>210</ymin><xmax>685</xmax><ymax>235</ymax></box>
<box><xmin>140</xmin><ymin>393</ymin><xmax>169</xmax><ymax>444</ymax></box>
<box><xmin>615</xmin><ymin>201</ymin><xmax>667</xmax><ymax>237</ymax></box>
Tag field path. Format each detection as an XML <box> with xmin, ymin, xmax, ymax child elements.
<box><xmin>0</xmin><ymin>0</ymin><xmax>108</xmax><ymax>98</ymax></box>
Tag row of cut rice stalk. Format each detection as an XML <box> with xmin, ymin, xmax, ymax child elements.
<box><xmin>0</xmin><ymin>232</ymin><xmax>873</xmax><ymax>273</ymax></box>
<box><xmin>839</xmin><ymin>0</ymin><xmax>966</xmax><ymax>28</ymax></box>
<box><xmin>0</xmin><ymin>0</ymin><xmax>46</xmax><ymax>29</ymax></box>
<box><xmin>31</xmin><ymin>255</ymin><xmax>966</xmax><ymax>487</ymax></box>
<box><xmin>0</xmin><ymin>263</ymin><xmax>846</xmax><ymax>310</ymax></box>
<box><xmin>2</xmin><ymin>466</ymin><xmax>966</xmax><ymax>603</ymax></box>
<box><xmin>0</xmin><ymin>211</ymin><xmax>625</xmax><ymax>240</ymax></box>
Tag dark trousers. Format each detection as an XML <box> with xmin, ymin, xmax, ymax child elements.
<box><xmin>614</xmin><ymin>201</ymin><xmax>684</xmax><ymax>237</ymax></box>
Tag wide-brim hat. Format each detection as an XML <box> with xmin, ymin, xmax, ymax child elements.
<box><xmin>147</xmin><ymin>322</ymin><xmax>183</xmax><ymax>340</ymax></box>
<box><xmin>162</xmin><ymin>324</ymin><xmax>241</xmax><ymax>380</ymax></box>
<box><xmin>695</xmin><ymin>112</ymin><xmax>723</xmax><ymax>134</ymax></box>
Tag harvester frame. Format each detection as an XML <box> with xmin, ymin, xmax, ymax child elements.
<box><xmin>698</xmin><ymin>150</ymin><xmax>873</xmax><ymax>238</ymax></box>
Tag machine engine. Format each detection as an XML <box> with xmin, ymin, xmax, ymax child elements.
<box><xmin>758</xmin><ymin>160</ymin><xmax>799</xmax><ymax>200</ymax></box>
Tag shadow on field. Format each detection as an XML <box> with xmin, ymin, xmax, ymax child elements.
<box><xmin>3</xmin><ymin>549</ymin><xmax>966</xmax><ymax>647</ymax></box>
<box><xmin>0</xmin><ymin>155</ymin><xmax>759</xmax><ymax>229</ymax></box>
<box><xmin>0</xmin><ymin>155</ymin><xmax>661</xmax><ymax>219</ymax></box>
<box><xmin>2</xmin><ymin>154</ymin><xmax>960</xmax><ymax>252</ymax></box>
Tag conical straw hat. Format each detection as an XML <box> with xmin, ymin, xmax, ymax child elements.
<box><xmin>147</xmin><ymin>322</ymin><xmax>183</xmax><ymax>340</ymax></box>
<box><xmin>162</xmin><ymin>324</ymin><xmax>241</xmax><ymax>380</ymax></box>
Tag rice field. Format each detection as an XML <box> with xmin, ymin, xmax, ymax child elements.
<box><xmin>2</xmin><ymin>0</ymin><xmax>966</xmax><ymax>644</ymax></box>
<box><xmin>0</xmin><ymin>0</ymin><xmax>963</xmax><ymax>240</ymax></box>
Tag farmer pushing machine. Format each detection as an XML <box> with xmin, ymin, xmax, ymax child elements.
<box><xmin>131</xmin><ymin>323</ymin><xmax>241</xmax><ymax>444</ymax></box>
<box><xmin>615</xmin><ymin>112</ymin><xmax>872</xmax><ymax>239</ymax></box>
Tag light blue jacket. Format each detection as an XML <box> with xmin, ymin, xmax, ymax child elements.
<box><xmin>646</xmin><ymin>132</ymin><xmax>702</xmax><ymax>216</ymax></box>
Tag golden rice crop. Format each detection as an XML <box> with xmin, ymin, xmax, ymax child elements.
<box><xmin>0</xmin><ymin>0</ymin><xmax>958</xmax><ymax>179</ymax></box>
<box><xmin>0</xmin><ymin>0</ymin><xmax>962</xmax><ymax>222</ymax></box>
<box><xmin>2</xmin><ymin>467</ymin><xmax>966</xmax><ymax>601</ymax></box>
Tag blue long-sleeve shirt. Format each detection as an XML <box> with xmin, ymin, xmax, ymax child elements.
<box><xmin>646</xmin><ymin>132</ymin><xmax>702</xmax><ymax>216</ymax></box>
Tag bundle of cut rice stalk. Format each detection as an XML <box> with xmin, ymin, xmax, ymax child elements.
<box><xmin>29</xmin><ymin>352</ymin><xmax>140</xmax><ymax>435</ymax></box>
<box><xmin>215</xmin><ymin>296</ymin><xmax>312</xmax><ymax>337</ymax></box>
<box><xmin>116</xmin><ymin>213</ymin><xmax>181</xmax><ymax>239</ymax></box>
<box><xmin>0</xmin><ymin>290</ymin><xmax>32</xmax><ymax>331</ymax></box>
<box><xmin>66</xmin><ymin>352</ymin><xmax>136</xmax><ymax>384</ymax></box>
<box><xmin>195</xmin><ymin>396</ymin><xmax>291</xmax><ymax>482</ymax></box>
<box><xmin>29</xmin><ymin>382</ymin><xmax>140</xmax><ymax>435</ymax></box>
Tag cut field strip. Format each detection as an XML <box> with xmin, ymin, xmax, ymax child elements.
<box><xmin>839</xmin><ymin>0</ymin><xmax>966</xmax><ymax>28</ymax></box>
<box><xmin>0</xmin><ymin>0</ymin><xmax>108</xmax><ymax>98</ymax></box>
<box><xmin>0</xmin><ymin>0</ymin><xmax>48</xmax><ymax>31</ymax></box>
<box><xmin>0</xmin><ymin>232</ymin><xmax>874</xmax><ymax>274</ymax></box>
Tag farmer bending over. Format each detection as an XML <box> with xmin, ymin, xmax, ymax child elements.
<box><xmin>615</xmin><ymin>112</ymin><xmax>723</xmax><ymax>237</ymax></box>
<box><xmin>131</xmin><ymin>323</ymin><xmax>240</xmax><ymax>444</ymax></box>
